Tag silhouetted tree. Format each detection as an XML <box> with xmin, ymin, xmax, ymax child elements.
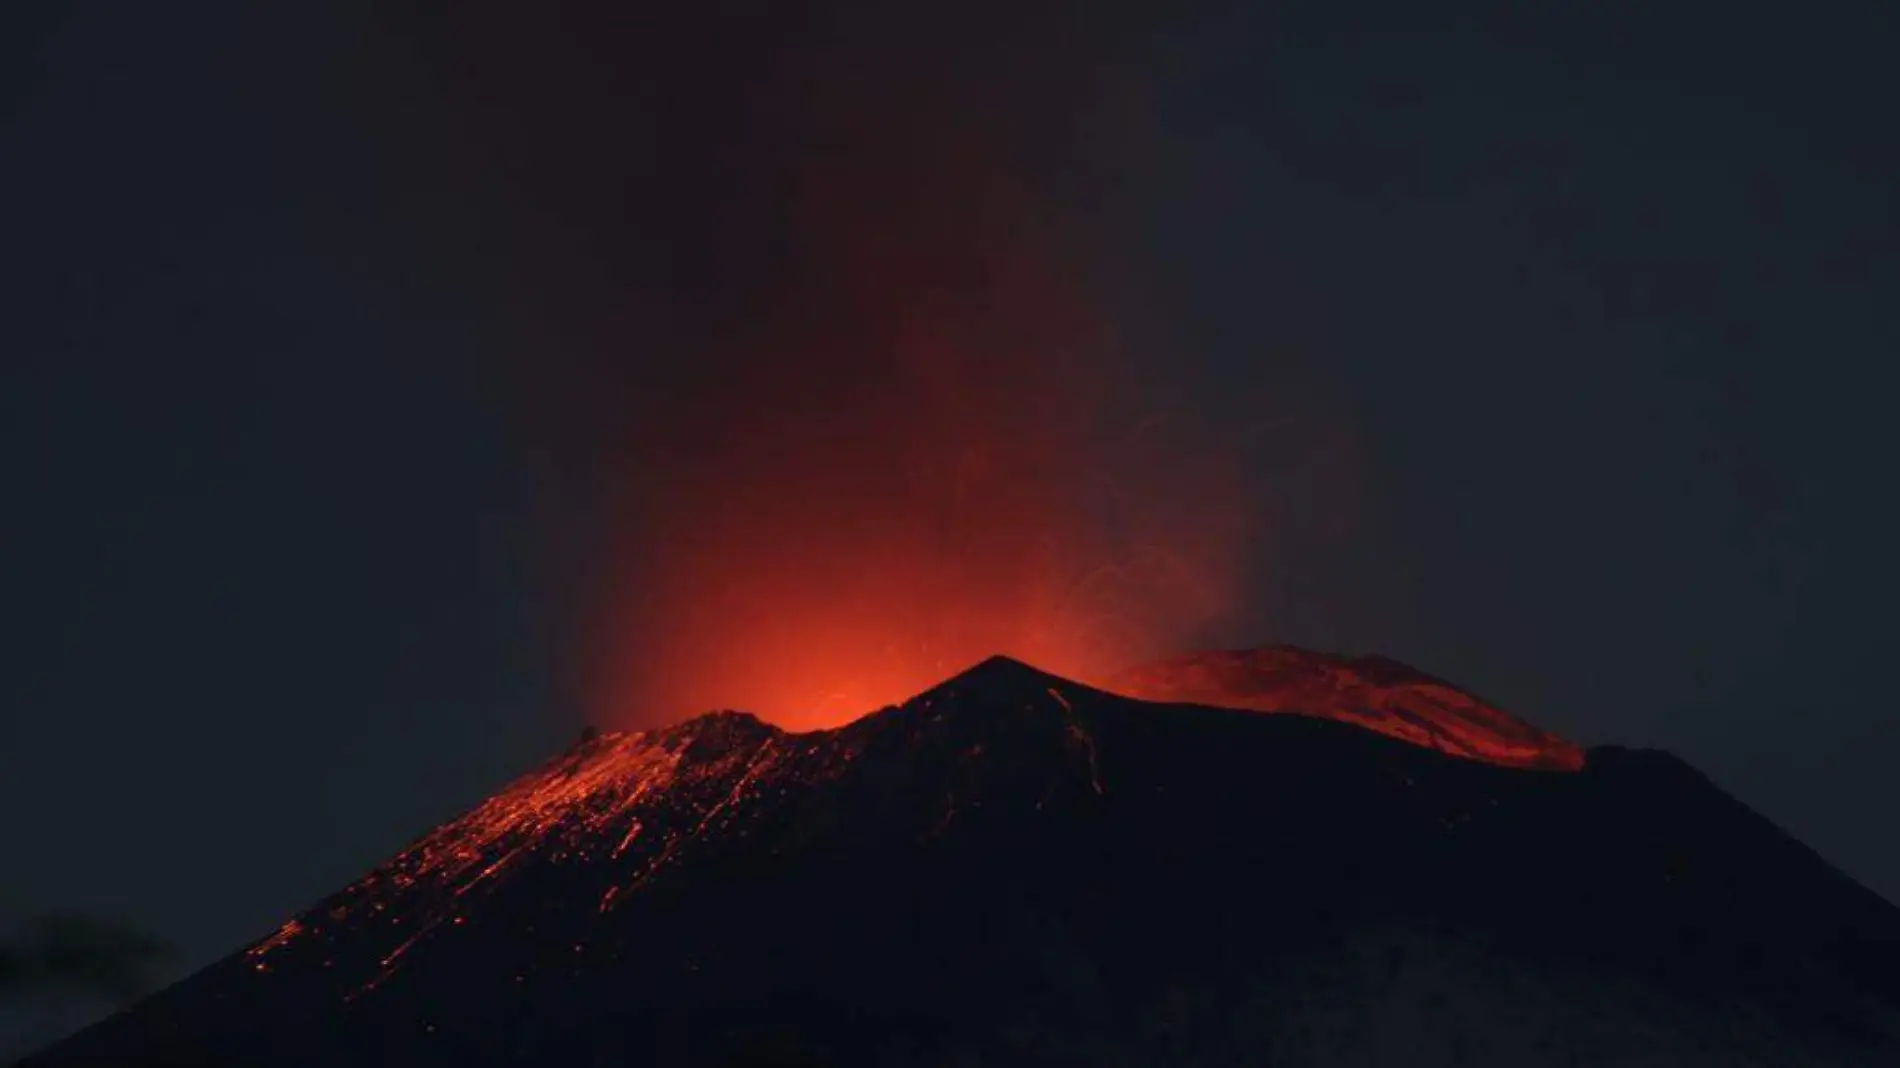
<box><xmin>0</xmin><ymin>911</ymin><xmax>173</xmax><ymax>1001</ymax></box>
<box><xmin>1</xmin><ymin>910</ymin><xmax>176</xmax><ymax>1063</ymax></box>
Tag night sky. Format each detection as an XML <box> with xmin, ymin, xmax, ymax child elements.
<box><xmin>4</xmin><ymin>0</ymin><xmax>1897</xmax><ymax>1019</ymax></box>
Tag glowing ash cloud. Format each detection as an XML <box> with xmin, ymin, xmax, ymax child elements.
<box><xmin>578</xmin><ymin>130</ymin><xmax>1264</xmax><ymax>729</ymax></box>
<box><xmin>482</xmin><ymin>21</ymin><xmax>1347</xmax><ymax>732</ymax></box>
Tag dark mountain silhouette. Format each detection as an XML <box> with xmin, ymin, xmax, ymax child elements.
<box><xmin>21</xmin><ymin>650</ymin><xmax>1900</xmax><ymax>1066</ymax></box>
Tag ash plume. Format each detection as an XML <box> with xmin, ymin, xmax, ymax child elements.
<box><xmin>395</xmin><ymin>3</ymin><xmax>1368</xmax><ymax>727</ymax></box>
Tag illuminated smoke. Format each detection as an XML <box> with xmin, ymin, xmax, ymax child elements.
<box><xmin>479</xmin><ymin>13</ymin><xmax>1305</xmax><ymax>730</ymax></box>
<box><xmin>587</xmin><ymin>153</ymin><xmax>1258</xmax><ymax>727</ymax></box>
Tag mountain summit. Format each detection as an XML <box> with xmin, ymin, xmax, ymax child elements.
<box><xmin>25</xmin><ymin>649</ymin><xmax>1900</xmax><ymax>1067</ymax></box>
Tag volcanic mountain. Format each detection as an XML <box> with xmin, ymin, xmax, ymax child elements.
<box><xmin>25</xmin><ymin>648</ymin><xmax>1900</xmax><ymax>1067</ymax></box>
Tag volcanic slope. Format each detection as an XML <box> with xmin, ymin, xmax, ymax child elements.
<box><xmin>1103</xmin><ymin>644</ymin><xmax>1586</xmax><ymax>770</ymax></box>
<box><xmin>25</xmin><ymin>651</ymin><xmax>1900</xmax><ymax>1067</ymax></box>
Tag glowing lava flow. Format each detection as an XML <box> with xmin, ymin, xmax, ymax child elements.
<box><xmin>246</xmin><ymin>713</ymin><xmax>866</xmax><ymax>992</ymax></box>
<box><xmin>1048</xmin><ymin>687</ymin><xmax>1105</xmax><ymax>795</ymax></box>
<box><xmin>1101</xmin><ymin>646</ymin><xmax>1585</xmax><ymax>771</ymax></box>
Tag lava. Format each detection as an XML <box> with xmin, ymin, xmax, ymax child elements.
<box><xmin>1048</xmin><ymin>686</ymin><xmax>1106</xmax><ymax>795</ymax></box>
<box><xmin>245</xmin><ymin>716</ymin><xmax>864</xmax><ymax>992</ymax></box>
<box><xmin>246</xmin><ymin>919</ymin><xmax>303</xmax><ymax>972</ymax></box>
<box><xmin>1102</xmin><ymin>646</ymin><xmax>1585</xmax><ymax>771</ymax></box>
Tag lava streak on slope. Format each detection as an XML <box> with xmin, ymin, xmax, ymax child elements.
<box><xmin>1103</xmin><ymin>646</ymin><xmax>1585</xmax><ymax>771</ymax></box>
<box><xmin>245</xmin><ymin>713</ymin><xmax>862</xmax><ymax>991</ymax></box>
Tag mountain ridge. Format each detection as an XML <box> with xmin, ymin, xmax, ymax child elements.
<box><xmin>23</xmin><ymin>647</ymin><xmax>1900</xmax><ymax>1067</ymax></box>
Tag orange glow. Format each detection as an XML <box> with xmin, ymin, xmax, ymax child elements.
<box><xmin>1104</xmin><ymin>647</ymin><xmax>1585</xmax><ymax>771</ymax></box>
<box><xmin>256</xmin><ymin>718</ymin><xmax>869</xmax><ymax>993</ymax></box>
<box><xmin>578</xmin><ymin>124</ymin><xmax>1263</xmax><ymax>732</ymax></box>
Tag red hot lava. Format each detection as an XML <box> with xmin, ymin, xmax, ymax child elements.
<box><xmin>1105</xmin><ymin>647</ymin><xmax>1587</xmax><ymax>772</ymax></box>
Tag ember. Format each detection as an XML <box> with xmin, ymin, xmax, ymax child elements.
<box><xmin>240</xmin><ymin>718</ymin><xmax>867</xmax><ymax>992</ymax></box>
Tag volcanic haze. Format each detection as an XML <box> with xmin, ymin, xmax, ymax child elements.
<box><xmin>547</xmin><ymin>58</ymin><xmax>1299</xmax><ymax>732</ymax></box>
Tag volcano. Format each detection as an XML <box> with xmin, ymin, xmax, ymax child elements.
<box><xmin>24</xmin><ymin>648</ymin><xmax>1900</xmax><ymax>1067</ymax></box>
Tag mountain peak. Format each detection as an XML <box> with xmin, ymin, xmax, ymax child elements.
<box><xmin>929</xmin><ymin>653</ymin><xmax>1070</xmax><ymax>697</ymax></box>
<box><xmin>651</xmin><ymin>710</ymin><xmax>778</xmax><ymax>770</ymax></box>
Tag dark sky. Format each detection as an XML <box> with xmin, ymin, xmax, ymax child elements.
<box><xmin>4</xmin><ymin>0</ymin><xmax>1896</xmax><ymax>1011</ymax></box>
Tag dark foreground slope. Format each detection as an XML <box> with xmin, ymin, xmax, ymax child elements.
<box><xmin>24</xmin><ymin>655</ymin><xmax>1900</xmax><ymax>1067</ymax></box>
